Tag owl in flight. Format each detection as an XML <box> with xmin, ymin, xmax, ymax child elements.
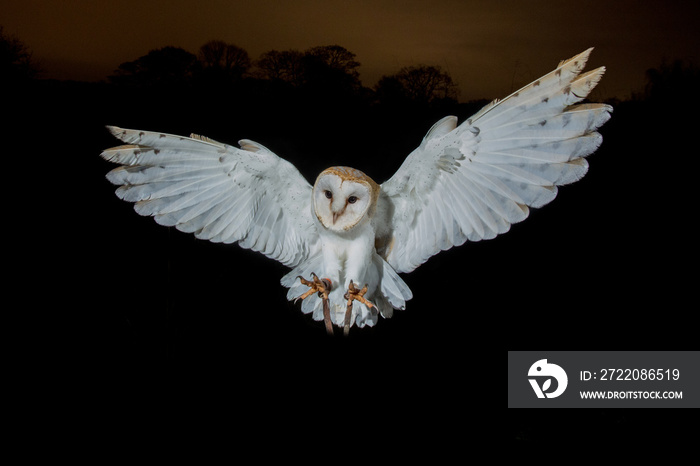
<box><xmin>101</xmin><ymin>49</ymin><xmax>611</xmax><ymax>335</ymax></box>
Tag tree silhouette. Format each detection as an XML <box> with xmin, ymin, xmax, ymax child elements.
<box><xmin>301</xmin><ymin>45</ymin><xmax>362</xmax><ymax>93</ymax></box>
<box><xmin>110</xmin><ymin>46</ymin><xmax>199</xmax><ymax>87</ymax></box>
<box><xmin>642</xmin><ymin>58</ymin><xmax>699</xmax><ymax>108</ymax></box>
<box><xmin>198</xmin><ymin>40</ymin><xmax>250</xmax><ymax>82</ymax></box>
<box><xmin>255</xmin><ymin>49</ymin><xmax>305</xmax><ymax>85</ymax></box>
<box><xmin>0</xmin><ymin>25</ymin><xmax>39</xmax><ymax>84</ymax></box>
<box><xmin>376</xmin><ymin>65</ymin><xmax>459</xmax><ymax>104</ymax></box>
<box><xmin>254</xmin><ymin>45</ymin><xmax>362</xmax><ymax>94</ymax></box>
<box><xmin>305</xmin><ymin>45</ymin><xmax>360</xmax><ymax>79</ymax></box>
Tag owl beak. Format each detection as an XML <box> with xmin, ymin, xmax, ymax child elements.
<box><xmin>331</xmin><ymin>205</ymin><xmax>346</xmax><ymax>225</ymax></box>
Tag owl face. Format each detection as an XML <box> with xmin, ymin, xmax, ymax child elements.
<box><xmin>312</xmin><ymin>166</ymin><xmax>380</xmax><ymax>232</ymax></box>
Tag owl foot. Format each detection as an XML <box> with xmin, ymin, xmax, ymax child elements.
<box><xmin>295</xmin><ymin>273</ymin><xmax>334</xmax><ymax>335</ymax></box>
<box><xmin>343</xmin><ymin>281</ymin><xmax>376</xmax><ymax>336</ymax></box>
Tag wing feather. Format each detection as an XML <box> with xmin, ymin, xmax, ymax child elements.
<box><xmin>381</xmin><ymin>49</ymin><xmax>611</xmax><ymax>273</ymax></box>
<box><xmin>101</xmin><ymin>126</ymin><xmax>319</xmax><ymax>267</ymax></box>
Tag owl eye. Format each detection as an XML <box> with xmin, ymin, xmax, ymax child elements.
<box><xmin>347</xmin><ymin>196</ymin><xmax>358</xmax><ymax>204</ymax></box>
<box><xmin>324</xmin><ymin>190</ymin><xmax>333</xmax><ymax>199</ymax></box>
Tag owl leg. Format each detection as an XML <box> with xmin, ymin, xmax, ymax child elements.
<box><xmin>343</xmin><ymin>281</ymin><xmax>376</xmax><ymax>336</ymax></box>
<box><xmin>295</xmin><ymin>273</ymin><xmax>334</xmax><ymax>335</ymax></box>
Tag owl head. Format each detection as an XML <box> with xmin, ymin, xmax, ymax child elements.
<box><xmin>312</xmin><ymin>166</ymin><xmax>380</xmax><ymax>232</ymax></box>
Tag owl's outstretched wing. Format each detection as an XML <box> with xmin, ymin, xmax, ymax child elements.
<box><xmin>381</xmin><ymin>48</ymin><xmax>612</xmax><ymax>273</ymax></box>
<box><xmin>101</xmin><ymin>126</ymin><xmax>319</xmax><ymax>268</ymax></box>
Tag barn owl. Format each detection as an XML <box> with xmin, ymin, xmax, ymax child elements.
<box><xmin>101</xmin><ymin>48</ymin><xmax>611</xmax><ymax>335</ymax></box>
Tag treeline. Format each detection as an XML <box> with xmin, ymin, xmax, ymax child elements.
<box><xmin>6</xmin><ymin>24</ymin><xmax>699</xmax><ymax>110</ymax></box>
<box><xmin>2</xmin><ymin>27</ymin><xmax>465</xmax><ymax>117</ymax></box>
<box><xmin>5</xmin><ymin>26</ymin><xmax>699</xmax><ymax>172</ymax></box>
<box><xmin>106</xmin><ymin>41</ymin><xmax>460</xmax><ymax>108</ymax></box>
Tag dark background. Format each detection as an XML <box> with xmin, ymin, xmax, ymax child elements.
<box><xmin>7</xmin><ymin>33</ymin><xmax>697</xmax><ymax>447</ymax></box>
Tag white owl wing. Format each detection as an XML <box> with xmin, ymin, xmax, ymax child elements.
<box><xmin>101</xmin><ymin>126</ymin><xmax>319</xmax><ymax>268</ymax></box>
<box><xmin>381</xmin><ymin>48</ymin><xmax>612</xmax><ymax>273</ymax></box>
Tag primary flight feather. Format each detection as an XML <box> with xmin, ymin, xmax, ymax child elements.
<box><xmin>101</xmin><ymin>48</ymin><xmax>611</xmax><ymax>334</ymax></box>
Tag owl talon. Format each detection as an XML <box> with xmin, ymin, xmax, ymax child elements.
<box><xmin>295</xmin><ymin>273</ymin><xmax>331</xmax><ymax>301</ymax></box>
<box><xmin>295</xmin><ymin>273</ymin><xmax>334</xmax><ymax>335</ymax></box>
<box><xmin>343</xmin><ymin>280</ymin><xmax>375</xmax><ymax>336</ymax></box>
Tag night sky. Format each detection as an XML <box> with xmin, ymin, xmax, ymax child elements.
<box><xmin>5</xmin><ymin>0</ymin><xmax>700</xmax><ymax>100</ymax></box>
